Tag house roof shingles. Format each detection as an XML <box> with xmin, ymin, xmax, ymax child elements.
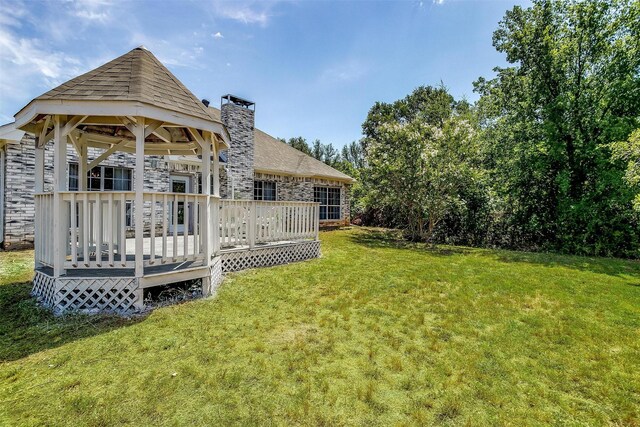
<box><xmin>36</xmin><ymin>47</ymin><xmax>215</xmax><ymax>122</ymax></box>
<box><xmin>207</xmin><ymin>107</ymin><xmax>354</xmax><ymax>182</ymax></box>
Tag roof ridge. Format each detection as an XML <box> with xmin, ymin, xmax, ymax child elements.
<box><xmin>129</xmin><ymin>49</ymin><xmax>143</xmax><ymax>97</ymax></box>
<box><xmin>139</xmin><ymin>49</ymin><xmax>211</xmax><ymax>118</ymax></box>
<box><xmin>39</xmin><ymin>52</ymin><xmax>134</xmax><ymax>98</ymax></box>
<box><xmin>254</xmin><ymin>128</ymin><xmax>353</xmax><ymax>181</ymax></box>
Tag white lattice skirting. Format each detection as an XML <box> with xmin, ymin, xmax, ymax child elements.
<box><xmin>31</xmin><ymin>242</ymin><xmax>320</xmax><ymax>314</ymax></box>
<box><xmin>210</xmin><ymin>257</ymin><xmax>223</xmax><ymax>288</ymax></box>
<box><xmin>221</xmin><ymin>240</ymin><xmax>321</xmax><ymax>273</ymax></box>
<box><xmin>32</xmin><ymin>271</ymin><xmax>138</xmax><ymax>314</ymax></box>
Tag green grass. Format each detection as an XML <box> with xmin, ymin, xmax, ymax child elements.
<box><xmin>1</xmin><ymin>228</ymin><xmax>639</xmax><ymax>426</ymax></box>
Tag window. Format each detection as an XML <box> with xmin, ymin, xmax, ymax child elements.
<box><xmin>69</xmin><ymin>163</ymin><xmax>79</xmax><ymax>192</ymax></box>
<box><xmin>314</xmin><ymin>186</ymin><xmax>341</xmax><ymax>220</ymax></box>
<box><xmin>69</xmin><ymin>164</ymin><xmax>132</xmax><ymax>192</ymax></box>
<box><xmin>68</xmin><ymin>164</ymin><xmax>133</xmax><ymax>226</ymax></box>
<box><xmin>197</xmin><ymin>173</ymin><xmax>215</xmax><ymax>194</ymax></box>
<box><xmin>254</xmin><ymin>181</ymin><xmax>277</xmax><ymax>201</ymax></box>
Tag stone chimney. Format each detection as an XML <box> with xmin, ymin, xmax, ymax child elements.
<box><xmin>220</xmin><ymin>94</ymin><xmax>255</xmax><ymax>200</ymax></box>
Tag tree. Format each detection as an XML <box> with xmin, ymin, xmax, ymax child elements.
<box><xmin>474</xmin><ymin>0</ymin><xmax>640</xmax><ymax>256</ymax></box>
<box><xmin>611</xmin><ymin>129</ymin><xmax>640</xmax><ymax>212</ymax></box>
<box><xmin>283</xmin><ymin>137</ymin><xmax>312</xmax><ymax>156</ymax></box>
<box><xmin>361</xmin><ymin>86</ymin><xmax>481</xmax><ymax>242</ymax></box>
<box><xmin>317</xmin><ymin>141</ymin><xmax>340</xmax><ymax>167</ymax></box>
<box><xmin>341</xmin><ymin>141</ymin><xmax>365</xmax><ymax>171</ymax></box>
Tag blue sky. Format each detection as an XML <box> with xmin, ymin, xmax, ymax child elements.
<box><xmin>0</xmin><ymin>0</ymin><xmax>530</xmax><ymax>149</ymax></box>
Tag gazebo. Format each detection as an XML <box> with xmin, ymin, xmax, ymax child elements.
<box><xmin>13</xmin><ymin>47</ymin><xmax>320</xmax><ymax>313</ymax></box>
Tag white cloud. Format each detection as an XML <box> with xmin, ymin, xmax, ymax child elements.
<box><xmin>213</xmin><ymin>31</ymin><xmax>224</xmax><ymax>38</ymax></box>
<box><xmin>433</xmin><ymin>0</ymin><xmax>445</xmax><ymax>4</ymax></box>
<box><xmin>0</xmin><ymin>29</ymin><xmax>89</xmax><ymax>116</ymax></box>
<box><xmin>73</xmin><ymin>9</ymin><xmax>110</xmax><ymax>22</ymax></box>
<box><xmin>69</xmin><ymin>0</ymin><xmax>114</xmax><ymax>22</ymax></box>
<box><xmin>0</xmin><ymin>0</ymin><xmax>29</xmax><ymax>28</ymax></box>
<box><xmin>0</xmin><ymin>30</ymin><xmax>83</xmax><ymax>84</ymax></box>
<box><xmin>320</xmin><ymin>59</ymin><xmax>368</xmax><ymax>83</ymax></box>
<box><xmin>129</xmin><ymin>32</ymin><xmax>208</xmax><ymax>69</ymax></box>
<box><xmin>210</xmin><ymin>1</ymin><xmax>277</xmax><ymax>26</ymax></box>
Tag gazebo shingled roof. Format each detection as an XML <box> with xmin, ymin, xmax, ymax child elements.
<box><xmin>35</xmin><ymin>46</ymin><xmax>214</xmax><ymax>122</ymax></box>
<box><xmin>13</xmin><ymin>46</ymin><xmax>230</xmax><ymax>155</ymax></box>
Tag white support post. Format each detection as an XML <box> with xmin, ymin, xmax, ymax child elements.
<box><xmin>134</xmin><ymin>117</ymin><xmax>145</xmax><ymax>280</ymax></box>
<box><xmin>34</xmin><ymin>142</ymin><xmax>44</xmax><ymax>269</ymax></box>
<box><xmin>76</xmin><ymin>135</ymin><xmax>87</xmax><ymax>262</ymax></box>
<box><xmin>35</xmin><ymin>143</ymin><xmax>45</xmax><ymax>193</ymax></box>
<box><xmin>249</xmin><ymin>201</ymin><xmax>256</xmax><ymax>249</ymax></box>
<box><xmin>211</xmin><ymin>198</ymin><xmax>220</xmax><ymax>255</ymax></box>
<box><xmin>315</xmin><ymin>203</ymin><xmax>320</xmax><ymax>241</ymax></box>
<box><xmin>52</xmin><ymin>116</ymin><xmax>67</xmax><ymax>277</ymax></box>
<box><xmin>201</xmin><ymin>134</ymin><xmax>212</xmax><ymax>266</ymax></box>
<box><xmin>78</xmin><ymin>134</ymin><xmax>88</xmax><ymax>191</ymax></box>
<box><xmin>212</xmin><ymin>142</ymin><xmax>220</xmax><ymax>198</ymax></box>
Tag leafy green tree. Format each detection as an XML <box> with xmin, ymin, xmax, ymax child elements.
<box><xmin>320</xmin><ymin>142</ymin><xmax>341</xmax><ymax>167</ymax></box>
<box><xmin>611</xmin><ymin>129</ymin><xmax>640</xmax><ymax>212</ymax></box>
<box><xmin>282</xmin><ymin>136</ymin><xmax>344</xmax><ymax>168</ymax></box>
<box><xmin>362</xmin><ymin>86</ymin><xmax>481</xmax><ymax>242</ymax></box>
<box><xmin>474</xmin><ymin>0</ymin><xmax>640</xmax><ymax>256</ymax></box>
<box><xmin>283</xmin><ymin>136</ymin><xmax>312</xmax><ymax>156</ymax></box>
<box><xmin>341</xmin><ymin>141</ymin><xmax>365</xmax><ymax>171</ymax></box>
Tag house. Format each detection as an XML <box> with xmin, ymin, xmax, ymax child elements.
<box><xmin>0</xmin><ymin>46</ymin><xmax>354</xmax><ymax>314</ymax></box>
<box><xmin>0</xmin><ymin>53</ymin><xmax>353</xmax><ymax>251</ymax></box>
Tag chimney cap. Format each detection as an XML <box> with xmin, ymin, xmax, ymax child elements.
<box><xmin>201</xmin><ymin>99</ymin><xmax>210</xmax><ymax>107</ymax></box>
<box><xmin>222</xmin><ymin>94</ymin><xmax>255</xmax><ymax>110</ymax></box>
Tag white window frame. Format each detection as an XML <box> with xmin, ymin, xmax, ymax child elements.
<box><xmin>68</xmin><ymin>163</ymin><xmax>134</xmax><ymax>227</ymax></box>
<box><xmin>68</xmin><ymin>163</ymin><xmax>133</xmax><ymax>192</ymax></box>
<box><xmin>254</xmin><ymin>180</ymin><xmax>277</xmax><ymax>201</ymax></box>
<box><xmin>314</xmin><ymin>186</ymin><xmax>341</xmax><ymax>221</ymax></box>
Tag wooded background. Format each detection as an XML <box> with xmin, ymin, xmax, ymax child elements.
<box><xmin>284</xmin><ymin>0</ymin><xmax>639</xmax><ymax>258</ymax></box>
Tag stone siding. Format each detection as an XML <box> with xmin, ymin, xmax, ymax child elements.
<box><xmin>311</xmin><ymin>177</ymin><xmax>351</xmax><ymax>225</ymax></box>
<box><xmin>3</xmin><ymin>135</ymin><xmax>53</xmax><ymax>248</ymax></box>
<box><xmin>2</xmin><ymin>135</ymin><xmax>169</xmax><ymax>248</ymax></box>
<box><xmin>221</xmin><ymin>103</ymin><xmax>255</xmax><ymax>200</ymax></box>
<box><xmin>3</xmin><ymin>135</ymin><xmax>351</xmax><ymax>248</ymax></box>
<box><xmin>254</xmin><ymin>172</ymin><xmax>351</xmax><ymax>225</ymax></box>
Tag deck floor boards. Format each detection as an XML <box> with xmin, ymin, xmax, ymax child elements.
<box><xmin>39</xmin><ymin>238</ymin><xmax>315</xmax><ymax>278</ymax></box>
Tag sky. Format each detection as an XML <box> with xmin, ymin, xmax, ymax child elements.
<box><xmin>0</xmin><ymin>0</ymin><xmax>531</xmax><ymax>149</ymax></box>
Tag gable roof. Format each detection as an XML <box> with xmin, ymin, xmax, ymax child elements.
<box><xmin>32</xmin><ymin>47</ymin><xmax>214</xmax><ymax>122</ymax></box>
<box><xmin>207</xmin><ymin>107</ymin><xmax>354</xmax><ymax>183</ymax></box>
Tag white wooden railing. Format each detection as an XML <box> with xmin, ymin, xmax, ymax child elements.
<box><xmin>61</xmin><ymin>191</ymin><xmax>135</xmax><ymax>269</ymax></box>
<box><xmin>144</xmin><ymin>192</ymin><xmax>209</xmax><ymax>266</ymax></box>
<box><xmin>34</xmin><ymin>193</ymin><xmax>319</xmax><ymax>270</ymax></box>
<box><xmin>34</xmin><ymin>193</ymin><xmax>55</xmax><ymax>267</ymax></box>
<box><xmin>220</xmin><ymin>200</ymin><xmax>319</xmax><ymax>248</ymax></box>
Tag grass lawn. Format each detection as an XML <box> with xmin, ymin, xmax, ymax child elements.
<box><xmin>1</xmin><ymin>228</ymin><xmax>639</xmax><ymax>426</ymax></box>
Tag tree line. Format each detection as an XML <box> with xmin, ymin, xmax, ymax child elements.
<box><xmin>284</xmin><ymin>0</ymin><xmax>640</xmax><ymax>258</ymax></box>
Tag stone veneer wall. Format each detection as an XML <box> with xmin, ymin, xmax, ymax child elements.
<box><xmin>2</xmin><ymin>135</ymin><xmax>351</xmax><ymax>248</ymax></box>
<box><xmin>2</xmin><ymin>134</ymin><xmax>169</xmax><ymax>248</ymax></box>
<box><xmin>311</xmin><ymin>177</ymin><xmax>351</xmax><ymax>225</ymax></box>
<box><xmin>254</xmin><ymin>172</ymin><xmax>351</xmax><ymax>225</ymax></box>
<box><xmin>221</xmin><ymin>102</ymin><xmax>255</xmax><ymax>200</ymax></box>
<box><xmin>3</xmin><ymin>135</ymin><xmax>53</xmax><ymax>248</ymax></box>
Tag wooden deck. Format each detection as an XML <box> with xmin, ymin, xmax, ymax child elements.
<box><xmin>39</xmin><ymin>236</ymin><xmax>316</xmax><ymax>278</ymax></box>
<box><xmin>33</xmin><ymin>196</ymin><xmax>321</xmax><ymax>314</ymax></box>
